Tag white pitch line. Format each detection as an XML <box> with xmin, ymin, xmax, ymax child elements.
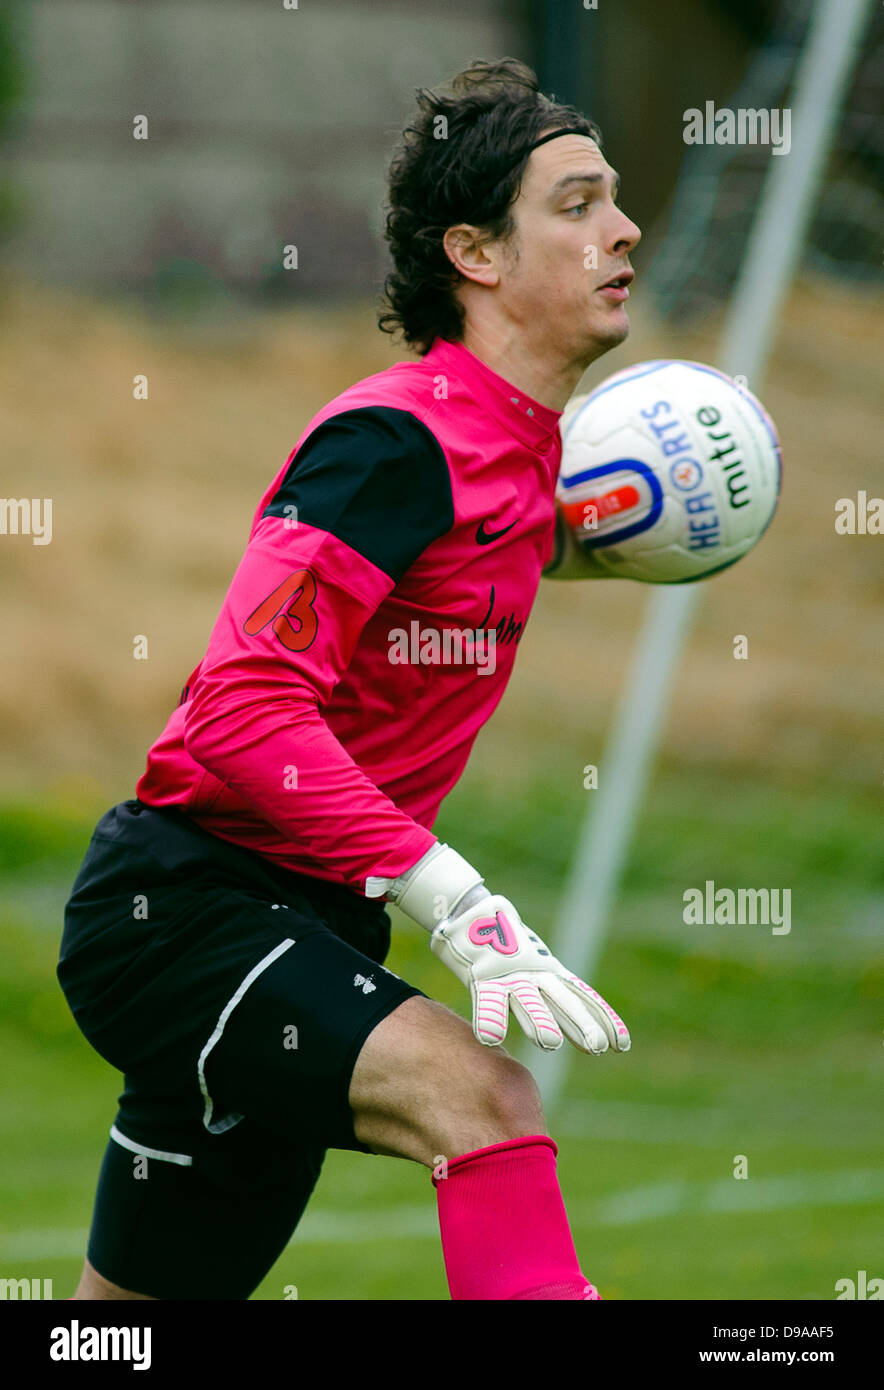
<box><xmin>558</xmin><ymin>1100</ymin><xmax>736</xmax><ymax>1146</ymax></box>
<box><xmin>557</xmin><ymin>1100</ymin><xmax>881</xmax><ymax>1149</ymax></box>
<box><xmin>293</xmin><ymin>1204</ymin><xmax>438</xmax><ymax>1243</ymax></box>
<box><xmin>0</xmin><ymin>1228</ymin><xmax>90</xmax><ymax>1260</ymax></box>
<box><xmin>588</xmin><ymin>1168</ymin><xmax>884</xmax><ymax>1227</ymax></box>
<box><xmin>2</xmin><ymin>1167</ymin><xmax>882</xmax><ymax>1263</ymax></box>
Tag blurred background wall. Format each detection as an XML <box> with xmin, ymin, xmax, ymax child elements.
<box><xmin>5</xmin><ymin>0</ymin><xmax>877</xmax><ymax>305</ymax></box>
<box><xmin>4</xmin><ymin>0</ymin><xmax>533</xmax><ymax>300</ymax></box>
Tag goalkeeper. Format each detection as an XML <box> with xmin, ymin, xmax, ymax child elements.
<box><xmin>58</xmin><ymin>57</ymin><xmax>640</xmax><ymax>1302</ymax></box>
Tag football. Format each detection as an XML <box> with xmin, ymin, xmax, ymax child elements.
<box><xmin>557</xmin><ymin>359</ymin><xmax>783</xmax><ymax>582</ymax></box>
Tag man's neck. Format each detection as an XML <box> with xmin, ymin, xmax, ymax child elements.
<box><xmin>457</xmin><ymin>321</ymin><xmax>587</xmax><ymax>413</ymax></box>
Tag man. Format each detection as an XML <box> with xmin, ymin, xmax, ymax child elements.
<box><xmin>58</xmin><ymin>57</ymin><xmax>641</xmax><ymax>1301</ymax></box>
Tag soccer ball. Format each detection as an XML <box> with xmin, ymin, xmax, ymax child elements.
<box><xmin>557</xmin><ymin>359</ymin><xmax>782</xmax><ymax>582</ymax></box>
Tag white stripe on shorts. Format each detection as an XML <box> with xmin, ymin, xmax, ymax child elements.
<box><xmin>109</xmin><ymin>1123</ymin><xmax>193</xmax><ymax>1167</ymax></box>
<box><xmin>197</xmin><ymin>937</ymin><xmax>298</xmax><ymax>1135</ymax></box>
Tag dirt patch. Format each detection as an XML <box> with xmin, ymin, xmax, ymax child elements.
<box><xmin>1</xmin><ymin>274</ymin><xmax>880</xmax><ymax>803</ymax></box>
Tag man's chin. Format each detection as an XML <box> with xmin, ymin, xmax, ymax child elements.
<box><xmin>578</xmin><ymin>310</ymin><xmax>630</xmax><ymax>367</ymax></box>
<box><xmin>597</xmin><ymin>306</ymin><xmax>631</xmax><ymax>346</ymax></box>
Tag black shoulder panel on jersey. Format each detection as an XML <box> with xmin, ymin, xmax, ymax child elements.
<box><xmin>263</xmin><ymin>406</ymin><xmax>454</xmax><ymax>583</ymax></box>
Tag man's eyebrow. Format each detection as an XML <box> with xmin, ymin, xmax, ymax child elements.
<box><xmin>549</xmin><ymin>171</ymin><xmax>621</xmax><ymax>198</ymax></box>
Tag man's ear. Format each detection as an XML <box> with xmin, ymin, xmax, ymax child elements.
<box><xmin>443</xmin><ymin>225</ymin><xmax>500</xmax><ymax>287</ymax></box>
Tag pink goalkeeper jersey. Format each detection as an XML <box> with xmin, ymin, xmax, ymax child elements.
<box><xmin>136</xmin><ymin>336</ymin><xmax>563</xmax><ymax>895</ymax></box>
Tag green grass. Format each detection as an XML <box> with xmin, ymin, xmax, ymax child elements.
<box><xmin>0</xmin><ymin>765</ymin><xmax>880</xmax><ymax>1299</ymax></box>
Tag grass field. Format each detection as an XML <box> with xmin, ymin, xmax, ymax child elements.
<box><xmin>1</xmin><ymin>753</ymin><xmax>880</xmax><ymax>1301</ymax></box>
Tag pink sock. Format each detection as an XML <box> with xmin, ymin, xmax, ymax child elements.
<box><xmin>433</xmin><ymin>1134</ymin><xmax>598</xmax><ymax>1299</ymax></box>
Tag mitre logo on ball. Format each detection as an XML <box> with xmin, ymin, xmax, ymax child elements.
<box><xmin>557</xmin><ymin>360</ymin><xmax>783</xmax><ymax>583</ymax></box>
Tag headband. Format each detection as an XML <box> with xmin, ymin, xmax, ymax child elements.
<box><xmin>511</xmin><ymin>125</ymin><xmax>595</xmax><ymax>167</ymax></box>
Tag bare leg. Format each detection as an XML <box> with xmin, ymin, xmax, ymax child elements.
<box><xmin>349</xmin><ymin>995</ymin><xmax>547</xmax><ymax>1166</ymax></box>
<box><xmin>69</xmin><ymin>1256</ymin><xmax>156</xmax><ymax>1300</ymax></box>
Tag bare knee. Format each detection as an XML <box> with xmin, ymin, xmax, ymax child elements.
<box><xmin>349</xmin><ymin>996</ymin><xmax>547</xmax><ymax>1168</ymax></box>
<box><xmin>456</xmin><ymin>1045</ymin><xmax>546</xmax><ymax>1154</ymax></box>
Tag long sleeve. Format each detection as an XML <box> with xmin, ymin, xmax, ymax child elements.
<box><xmin>181</xmin><ymin>407</ymin><xmax>455</xmax><ymax>893</ymax></box>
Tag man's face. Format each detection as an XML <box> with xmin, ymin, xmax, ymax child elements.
<box><xmin>495</xmin><ymin>133</ymin><xmax>641</xmax><ymax>368</ymax></box>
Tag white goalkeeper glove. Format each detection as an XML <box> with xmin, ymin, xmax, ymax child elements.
<box><xmin>367</xmin><ymin>843</ymin><xmax>630</xmax><ymax>1054</ymax></box>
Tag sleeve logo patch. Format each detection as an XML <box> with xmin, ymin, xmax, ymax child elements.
<box><xmin>243</xmin><ymin>569</ymin><xmax>318</xmax><ymax>652</ymax></box>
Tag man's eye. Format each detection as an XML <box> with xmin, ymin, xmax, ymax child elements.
<box><xmin>565</xmin><ymin>202</ymin><xmax>588</xmax><ymax>216</ymax></box>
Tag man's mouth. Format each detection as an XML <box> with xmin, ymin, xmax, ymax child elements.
<box><xmin>596</xmin><ymin>270</ymin><xmax>633</xmax><ymax>303</ymax></box>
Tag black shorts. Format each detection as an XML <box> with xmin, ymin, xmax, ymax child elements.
<box><xmin>57</xmin><ymin>800</ymin><xmax>426</xmax><ymax>1298</ymax></box>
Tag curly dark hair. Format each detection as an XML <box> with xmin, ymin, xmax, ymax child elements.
<box><xmin>378</xmin><ymin>58</ymin><xmax>601</xmax><ymax>355</ymax></box>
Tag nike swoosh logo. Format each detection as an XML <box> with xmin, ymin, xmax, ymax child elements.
<box><xmin>476</xmin><ymin>518</ymin><xmax>517</xmax><ymax>545</ymax></box>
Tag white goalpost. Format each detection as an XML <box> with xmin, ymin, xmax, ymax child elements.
<box><xmin>529</xmin><ymin>0</ymin><xmax>876</xmax><ymax>1110</ymax></box>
